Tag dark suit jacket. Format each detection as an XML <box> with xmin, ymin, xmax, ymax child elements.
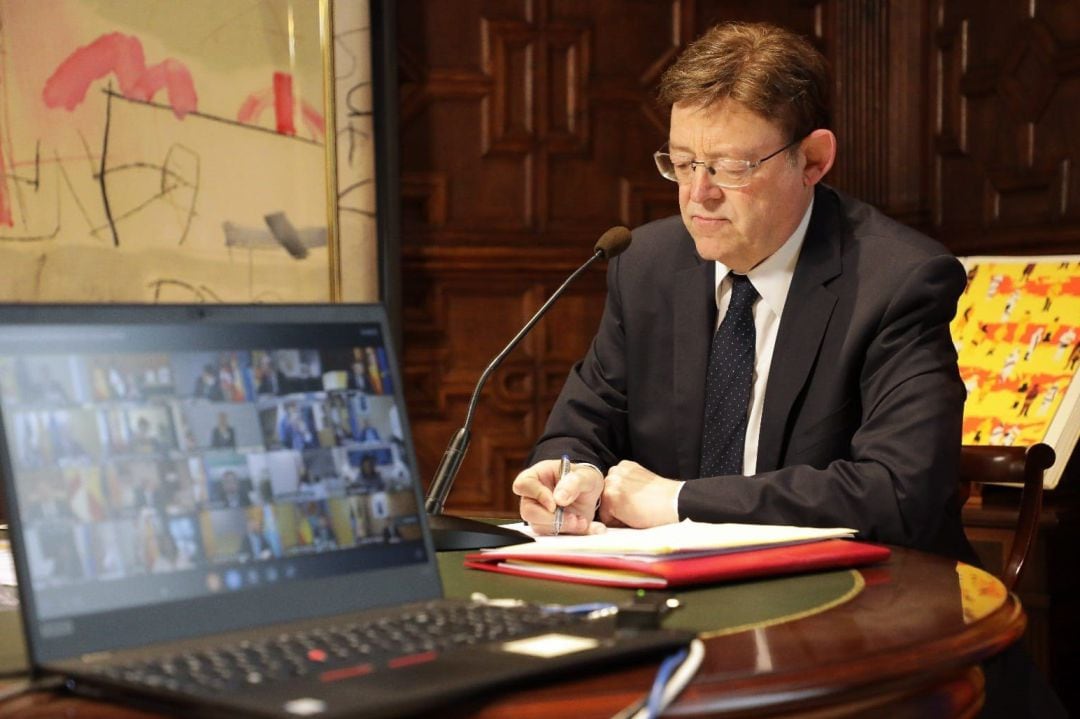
<box><xmin>532</xmin><ymin>185</ymin><xmax>974</xmax><ymax>560</ymax></box>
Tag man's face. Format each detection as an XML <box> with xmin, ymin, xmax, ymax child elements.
<box><xmin>670</xmin><ymin>100</ymin><xmax>811</xmax><ymax>271</ymax></box>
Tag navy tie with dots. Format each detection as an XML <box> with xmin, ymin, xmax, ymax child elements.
<box><xmin>699</xmin><ymin>273</ymin><xmax>758</xmax><ymax>477</ymax></box>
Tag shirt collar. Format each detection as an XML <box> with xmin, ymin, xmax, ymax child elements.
<box><xmin>713</xmin><ymin>197</ymin><xmax>814</xmax><ymax>318</ymax></box>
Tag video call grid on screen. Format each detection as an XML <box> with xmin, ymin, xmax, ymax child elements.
<box><xmin>0</xmin><ymin>319</ymin><xmax>426</xmax><ymax>621</ymax></box>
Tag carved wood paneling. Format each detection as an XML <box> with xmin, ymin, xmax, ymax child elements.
<box><xmin>397</xmin><ymin>0</ymin><xmax>687</xmax><ymax>515</ymax></box>
<box><xmin>813</xmin><ymin>0</ymin><xmax>932</xmax><ymax>224</ymax></box>
<box><xmin>399</xmin><ymin>244</ymin><xmax>605</xmax><ymax>514</ymax></box>
<box><xmin>931</xmin><ymin>0</ymin><xmax>1080</xmax><ymax>254</ymax></box>
<box><xmin>398</xmin><ymin>0</ymin><xmax>695</xmax><ymax>246</ymax></box>
<box><xmin>825</xmin><ymin>1</ymin><xmax>890</xmax><ymax>206</ymax></box>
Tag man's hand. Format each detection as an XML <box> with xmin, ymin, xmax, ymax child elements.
<box><xmin>600</xmin><ymin>460</ymin><xmax>681</xmax><ymax>528</ymax></box>
<box><xmin>512</xmin><ymin>459</ymin><xmax>606</xmax><ymax>535</ymax></box>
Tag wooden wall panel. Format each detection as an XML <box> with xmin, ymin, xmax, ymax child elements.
<box><xmin>399</xmin><ymin>0</ymin><xmax>689</xmax><ymax>246</ymax></box>
<box><xmin>931</xmin><ymin>0</ymin><xmax>1080</xmax><ymax>254</ymax></box>
<box><xmin>816</xmin><ymin>1</ymin><xmax>932</xmax><ymax>224</ymax></box>
<box><xmin>398</xmin><ymin>0</ymin><xmax>684</xmax><ymax>515</ymax></box>
<box><xmin>399</xmin><ymin>243</ymin><xmax>606</xmax><ymax>514</ymax></box>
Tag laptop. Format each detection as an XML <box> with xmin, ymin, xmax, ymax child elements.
<box><xmin>0</xmin><ymin>303</ymin><xmax>692</xmax><ymax>718</ymax></box>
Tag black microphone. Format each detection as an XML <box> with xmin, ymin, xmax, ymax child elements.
<box><xmin>424</xmin><ymin>226</ymin><xmax>633</xmax><ymax>551</ymax></box>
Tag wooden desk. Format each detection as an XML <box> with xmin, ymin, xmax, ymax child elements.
<box><xmin>0</xmin><ymin>547</ymin><xmax>1024</xmax><ymax>718</ymax></box>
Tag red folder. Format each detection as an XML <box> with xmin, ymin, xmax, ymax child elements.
<box><xmin>464</xmin><ymin>539</ymin><xmax>891</xmax><ymax>589</ymax></box>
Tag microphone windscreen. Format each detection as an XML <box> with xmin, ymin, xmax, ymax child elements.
<box><xmin>594</xmin><ymin>226</ymin><xmax>633</xmax><ymax>259</ymax></box>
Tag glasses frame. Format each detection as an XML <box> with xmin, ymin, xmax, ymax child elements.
<box><xmin>653</xmin><ymin>135</ymin><xmax>805</xmax><ymax>189</ymax></box>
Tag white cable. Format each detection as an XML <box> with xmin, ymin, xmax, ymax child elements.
<box><xmin>628</xmin><ymin>637</ymin><xmax>705</xmax><ymax>719</ymax></box>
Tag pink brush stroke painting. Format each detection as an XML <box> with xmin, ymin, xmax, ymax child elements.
<box><xmin>42</xmin><ymin>32</ymin><xmax>197</xmax><ymax>118</ymax></box>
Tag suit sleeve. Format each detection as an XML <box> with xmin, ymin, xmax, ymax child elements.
<box><xmin>679</xmin><ymin>254</ymin><xmax>968</xmax><ymax>551</ymax></box>
<box><xmin>529</xmin><ymin>257</ymin><xmax>630</xmax><ymax>470</ymax></box>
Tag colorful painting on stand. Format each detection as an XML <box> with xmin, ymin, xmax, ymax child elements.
<box><xmin>951</xmin><ymin>256</ymin><xmax>1080</xmax><ymax>486</ymax></box>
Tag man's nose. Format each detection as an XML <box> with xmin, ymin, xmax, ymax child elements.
<box><xmin>688</xmin><ymin>165</ymin><xmax>722</xmax><ymax>203</ymax></box>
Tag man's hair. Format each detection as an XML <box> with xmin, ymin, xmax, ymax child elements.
<box><xmin>657</xmin><ymin>21</ymin><xmax>830</xmax><ymax>142</ymax></box>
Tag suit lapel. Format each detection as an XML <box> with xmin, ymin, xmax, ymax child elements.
<box><xmin>673</xmin><ymin>259</ymin><xmax>716</xmax><ymax>479</ymax></box>
<box><xmin>756</xmin><ymin>188</ymin><xmax>844</xmax><ymax>472</ymax></box>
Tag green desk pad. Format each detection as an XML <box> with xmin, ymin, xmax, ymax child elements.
<box><xmin>438</xmin><ymin>551</ymin><xmax>864</xmax><ymax>638</ymax></box>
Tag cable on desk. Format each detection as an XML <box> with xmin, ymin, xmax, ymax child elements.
<box><xmin>611</xmin><ymin>638</ymin><xmax>704</xmax><ymax>719</ymax></box>
<box><xmin>646</xmin><ymin>646</ymin><xmax>688</xmax><ymax>716</ymax></box>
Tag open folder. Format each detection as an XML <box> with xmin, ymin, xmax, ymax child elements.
<box><xmin>464</xmin><ymin>521</ymin><xmax>891</xmax><ymax>589</ymax></box>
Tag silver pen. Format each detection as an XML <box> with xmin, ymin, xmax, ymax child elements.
<box><xmin>553</xmin><ymin>455</ymin><xmax>571</xmax><ymax>535</ymax></box>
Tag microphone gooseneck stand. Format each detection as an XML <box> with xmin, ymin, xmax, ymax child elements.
<box><xmin>424</xmin><ymin>227</ymin><xmax>633</xmax><ymax>551</ymax></box>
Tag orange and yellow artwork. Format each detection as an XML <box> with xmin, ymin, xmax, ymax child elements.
<box><xmin>951</xmin><ymin>257</ymin><xmax>1080</xmax><ymax>480</ymax></box>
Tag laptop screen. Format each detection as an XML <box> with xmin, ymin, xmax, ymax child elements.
<box><xmin>0</xmin><ymin>304</ymin><xmax>442</xmax><ymax>662</ymax></box>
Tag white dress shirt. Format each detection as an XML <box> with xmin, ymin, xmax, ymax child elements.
<box><xmin>673</xmin><ymin>199</ymin><xmax>813</xmax><ymax>512</ymax></box>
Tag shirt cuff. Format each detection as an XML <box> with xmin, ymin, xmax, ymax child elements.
<box><xmin>673</xmin><ymin>480</ymin><xmax>685</xmax><ymax>520</ymax></box>
<box><xmin>572</xmin><ymin>461</ymin><xmax>603</xmax><ymax>478</ymax></box>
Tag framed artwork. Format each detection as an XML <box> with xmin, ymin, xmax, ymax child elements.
<box><xmin>0</xmin><ymin>0</ymin><xmax>380</xmax><ymax>303</ymax></box>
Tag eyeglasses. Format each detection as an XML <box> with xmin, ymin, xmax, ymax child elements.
<box><xmin>653</xmin><ymin>136</ymin><xmax>804</xmax><ymax>189</ymax></box>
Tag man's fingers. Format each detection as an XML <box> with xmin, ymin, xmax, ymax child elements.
<box><xmin>519</xmin><ymin>499</ymin><xmax>595</xmax><ymax>536</ymax></box>
<box><xmin>515</xmin><ymin>460</ymin><xmax>603</xmax><ymax>529</ymax></box>
<box><xmin>600</xmin><ymin>460</ymin><xmax>679</xmax><ymax>527</ymax></box>
<box><xmin>515</xmin><ymin>479</ymin><xmax>555</xmax><ymax>513</ymax></box>
<box><xmin>553</xmin><ymin>466</ymin><xmax>603</xmax><ymax>508</ymax></box>
<box><xmin>551</xmin><ymin>471</ymin><xmax>584</xmax><ymax>506</ymax></box>
<box><xmin>540</xmin><ymin>507</ymin><xmax>600</xmax><ymax>535</ymax></box>
<box><xmin>518</xmin><ymin>497</ymin><xmax>553</xmax><ymax>530</ymax></box>
<box><xmin>512</xmin><ymin>462</ymin><xmax>560</xmax><ymax>512</ymax></box>
<box><xmin>597</xmin><ymin>502</ymin><xmax>621</xmax><ymax>527</ymax></box>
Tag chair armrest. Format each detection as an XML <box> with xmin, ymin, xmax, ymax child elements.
<box><xmin>960</xmin><ymin>443</ymin><xmax>1055</xmax><ymax>590</ymax></box>
<box><xmin>1003</xmin><ymin>443</ymin><xmax>1055</xmax><ymax>590</ymax></box>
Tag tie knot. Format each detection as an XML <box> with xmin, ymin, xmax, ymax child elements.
<box><xmin>728</xmin><ymin>274</ymin><xmax>757</xmax><ymax>311</ymax></box>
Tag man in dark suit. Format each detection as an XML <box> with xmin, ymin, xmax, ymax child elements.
<box><xmin>514</xmin><ymin>22</ymin><xmax>1066</xmax><ymax>717</ymax></box>
<box><xmin>512</xmin><ymin>21</ymin><xmax>970</xmax><ymax>561</ymax></box>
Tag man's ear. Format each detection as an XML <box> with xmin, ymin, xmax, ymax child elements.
<box><xmin>801</xmin><ymin>128</ymin><xmax>836</xmax><ymax>186</ymax></box>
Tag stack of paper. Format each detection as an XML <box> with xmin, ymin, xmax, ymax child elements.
<box><xmin>464</xmin><ymin>520</ymin><xmax>890</xmax><ymax>588</ymax></box>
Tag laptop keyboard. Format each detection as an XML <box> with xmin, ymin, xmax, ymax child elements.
<box><xmin>92</xmin><ymin>601</ymin><xmax>582</xmax><ymax>693</ymax></box>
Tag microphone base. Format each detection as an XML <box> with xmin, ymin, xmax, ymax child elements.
<box><xmin>427</xmin><ymin>513</ymin><xmax>534</xmax><ymax>552</ymax></box>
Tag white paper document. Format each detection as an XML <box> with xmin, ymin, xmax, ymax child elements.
<box><xmin>493</xmin><ymin>519</ymin><xmax>855</xmax><ymax>557</ymax></box>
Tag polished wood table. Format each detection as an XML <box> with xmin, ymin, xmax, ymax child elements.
<box><xmin>0</xmin><ymin>547</ymin><xmax>1024</xmax><ymax>718</ymax></box>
